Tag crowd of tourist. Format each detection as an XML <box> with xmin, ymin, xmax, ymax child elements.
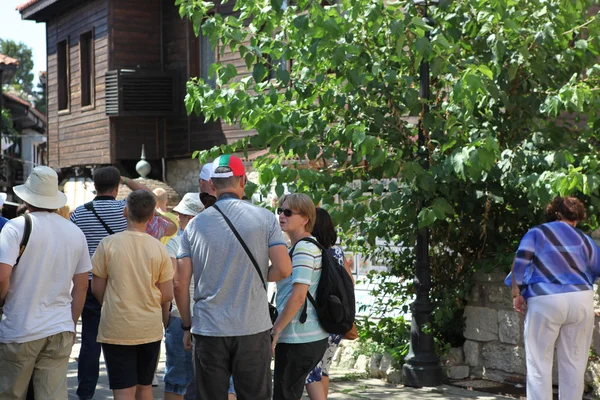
<box><xmin>4</xmin><ymin>152</ymin><xmax>597</xmax><ymax>400</ymax></box>
<box><xmin>0</xmin><ymin>154</ymin><xmax>355</xmax><ymax>400</ymax></box>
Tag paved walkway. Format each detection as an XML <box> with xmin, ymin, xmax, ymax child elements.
<box><xmin>66</xmin><ymin>329</ymin><xmax>512</xmax><ymax>400</ymax></box>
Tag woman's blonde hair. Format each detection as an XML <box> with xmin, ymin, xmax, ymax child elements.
<box><xmin>279</xmin><ymin>193</ymin><xmax>316</xmax><ymax>233</ymax></box>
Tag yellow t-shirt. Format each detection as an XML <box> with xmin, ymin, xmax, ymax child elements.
<box><xmin>160</xmin><ymin>211</ymin><xmax>179</xmax><ymax>245</ymax></box>
<box><xmin>92</xmin><ymin>230</ymin><xmax>173</xmax><ymax>345</ymax></box>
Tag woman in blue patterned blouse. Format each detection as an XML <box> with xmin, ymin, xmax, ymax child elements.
<box><xmin>505</xmin><ymin>196</ymin><xmax>600</xmax><ymax>399</ymax></box>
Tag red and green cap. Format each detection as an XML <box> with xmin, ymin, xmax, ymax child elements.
<box><xmin>210</xmin><ymin>154</ymin><xmax>246</xmax><ymax>178</ymax></box>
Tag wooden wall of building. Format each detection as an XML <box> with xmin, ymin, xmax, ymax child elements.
<box><xmin>107</xmin><ymin>0</ymin><xmax>164</xmax><ymax>161</ymax></box>
<box><xmin>161</xmin><ymin>0</ymin><xmax>257</xmax><ymax>159</ymax></box>
<box><xmin>46</xmin><ymin>0</ymin><xmax>110</xmax><ymax>168</ymax></box>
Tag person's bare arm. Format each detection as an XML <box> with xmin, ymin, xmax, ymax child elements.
<box><xmin>0</xmin><ymin>263</ymin><xmax>12</xmax><ymax>307</ymax></box>
<box><xmin>91</xmin><ymin>275</ymin><xmax>107</xmax><ymax>305</ymax></box>
<box><xmin>267</xmin><ymin>245</ymin><xmax>292</xmax><ymax>282</ymax></box>
<box><xmin>510</xmin><ymin>257</ymin><xmax>526</xmax><ymax>314</ymax></box>
<box><xmin>271</xmin><ymin>283</ymin><xmax>309</xmax><ymax>352</ymax></box>
<box><xmin>162</xmin><ymin>302</ymin><xmax>171</xmax><ymax>328</ymax></box>
<box><xmin>71</xmin><ymin>273</ymin><xmax>89</xmax><ymax>325</ymax></box>
<box><xmin>175</xmin><ymin>257</ymin><xmax>193</xmax><ymax>327</ymax></box>
<box><xmin>120</xmin><ymin>176</ymin><xmax>152</xmax><ymax>192</ymax></box>
<box><xmin>157</xmin><ymin>280</ymin><xmax>174</xmax><ymax>304</ymax></box>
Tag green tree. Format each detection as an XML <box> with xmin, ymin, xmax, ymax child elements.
<box><xmin>0</xmin><ymin>39</ymin><xmax>35</xmax><ymax>96</ymax></box>
<box><xmin>178</xmin><ymin>0</ymin><xmax>600</xmax><ymax>348</ymax></box>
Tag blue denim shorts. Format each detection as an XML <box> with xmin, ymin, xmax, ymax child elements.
<box><xmin>164</xmin><ymin>316</ymin><xmax>194</xmax><ymax>395</ymax></box>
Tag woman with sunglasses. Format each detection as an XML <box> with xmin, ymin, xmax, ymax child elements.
<box><xmin>272</xmin><ymin>194</ymin><xmax>329</xmax><ymax>400</ymax></box>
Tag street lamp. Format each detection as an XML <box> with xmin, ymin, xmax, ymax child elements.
<box><xmin>402</xmin><ymin>0</ymin><xmax>444</xmax><ymax>388</ymax></box>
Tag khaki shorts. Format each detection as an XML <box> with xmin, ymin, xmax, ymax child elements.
<box><xmin>0</xmin><ymin>331</ymin><xmax>74</xmax><ymax>400</ymax></box>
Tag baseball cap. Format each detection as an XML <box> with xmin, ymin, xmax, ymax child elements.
<box><xmin>211</xmin><ymin>154</ymin><xmax>245</xmax><ymax>178</ymax></box>
<box><xmin>199</xmin><ymin>163</ymin><xmax>212</xmax><ymax>181</ymax></box>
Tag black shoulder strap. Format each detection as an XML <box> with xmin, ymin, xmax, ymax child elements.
<box><xmin>15</xmin><ymin>214</ymin><xmax>32</xmax><ymax>266</ymax></box>
<box><xmin>213</xmin><ymin>204</ymin><xmax>267</xmax><ymax>291</ymax></box>
<box><xmin>84</xmin><ymin>201</ymin><xmax>115</xmax><ymax>235</ymax></box>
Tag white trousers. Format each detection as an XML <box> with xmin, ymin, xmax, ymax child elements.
<box><xmin>525</xmin><ymin>290</ymin><xmax>594</xmax><ymax>400</ymax></box>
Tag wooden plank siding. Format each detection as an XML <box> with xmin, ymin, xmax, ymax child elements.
<box><xmin>107</xmin><ymin>0</ymin><xmax>166</xmax><ymax>162</ymax></box>
<box><xmin>46</xmin><ymin>0</ymin><xmax>110</xmax><ymax>168</ymax></box>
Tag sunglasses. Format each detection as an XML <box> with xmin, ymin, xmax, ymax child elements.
<box><xmin>277</xmin><ymin>208</ymin><xmax>299</xmax><ymax>217</ymax></box>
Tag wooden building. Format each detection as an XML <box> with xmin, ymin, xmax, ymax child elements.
<box><xmin>17</xmin><ymin>0</ymin><xmax>251</xmax><ymax>180</ymax></box>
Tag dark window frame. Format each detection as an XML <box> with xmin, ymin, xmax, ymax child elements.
<box><xmin>57</xmin><ymin>38</ymin><xmax>70</xmax><ymax>113</ymax></box>
<box><xmin>79</xmin><ymin>29</ymin><xmax>95</xmax><ymax>109</ymax></box>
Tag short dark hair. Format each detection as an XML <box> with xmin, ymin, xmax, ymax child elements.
<box><xmin>312</xmin><ymin>207</ymin><xmax>337</xmax><ymax>249</ymax></box>
<box><xmin>211</xmin><ymin>176</ymin><xmax>242</xmax><ymax>190</ymax></box>
<box><xmin>126</xmin><ymin>190</ymin><xmax>156</xmax><ymax>223</ymax></box>
<box><xmin>93</xmin><ymin>166</ymin><xmax>121</xmax><ymax>194</ymax></box>
<box><xmin>544</xmin><ymin>196</ymin><xmax>587</xmax><ymax>223</ymax></box>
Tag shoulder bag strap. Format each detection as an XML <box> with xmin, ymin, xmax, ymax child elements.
<box><xmin>212</xmin><ymin>204</ymin><xmax>267</xmax><ymax>291</ymax></box>
<box><xmin>84</xmin><ymin>201</ymin><xmax>115</xmax><ymax>235</ymax></box>
<box><xmin>15</xmin><ymin>214</ymin><xmax>32</xmax><ymax>266</ymax></box>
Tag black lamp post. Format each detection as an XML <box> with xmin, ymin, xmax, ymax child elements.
<box><xmin>402</xmin><ymin>0</ymin><xmax>443</xmax><ymax>388</ymax></box>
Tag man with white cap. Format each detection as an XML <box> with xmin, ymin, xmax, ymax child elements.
<box><xmin>176</xmin><ymin>154</ymin><xmax>292</xmax><ymax>399</ymax></box>
<box><xmin>0</xmin><ymin>193</ymin><xmax>8</xmax><ymax>231</ymax></box>
<box><xmin>0</xmin><ymin>166</ymin><xmax>92</xmax><ymax>399</ymax></box>
<box><xmin>199</xmin><ymin>163</ymin><xmax>217</xmax><ymax>208</ymax></box>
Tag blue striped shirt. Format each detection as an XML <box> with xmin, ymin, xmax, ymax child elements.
<box><xmin>70</xmin><ymin>196</ymin><xmax>128</xmax><ymax>278</ymax></box>
<box><xmin>505</xmin><ymin>221</ymin><xmax>600</xmax><ymax>299</ymax></box>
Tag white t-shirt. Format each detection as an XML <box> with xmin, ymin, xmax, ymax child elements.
<box><xmin>0</xmin><ymin>212</ymin><xmax>92</xmax><ymax>343</ymax></box>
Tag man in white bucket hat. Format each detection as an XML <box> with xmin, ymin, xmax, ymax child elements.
<box><xmin>0</xmin><ymin>166</ymin><xmax>92</xmax><ymax>399</ymax></box>
<box><xmin>164</xmin><ymin>193</ymin><xmax>204</xmax><ymax>400</ymax></box>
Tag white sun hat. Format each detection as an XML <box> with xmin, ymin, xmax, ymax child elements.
<box><xmin>173</xmin><ymin>192</ymin><xmax>205</xmax><ymax>216</ymax></box>
<box><xmin>199</xmin><ymin>163</ymin><xmax>213</xmax><ymax>181</ymax></box>
<box><xmin>13</xmin><ymin>166</ymin><xmax>68</xmax><ymax>209</ymax></box>
<box><xmin>0</xmin><ymin>193</ymin><xmax>6</xmax><ymax>207</ymax></box>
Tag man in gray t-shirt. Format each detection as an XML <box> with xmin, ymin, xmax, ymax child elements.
<box><xmin>175</xmin><ymin>154</ymin><xmax>291</xmax><ymax>400</ymax></box>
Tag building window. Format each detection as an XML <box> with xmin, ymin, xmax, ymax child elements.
<box><xmin>80</xmin><ymin>30</ymin><xmax>94</xmax><ymax>108</ymax></box>
<box><xmin>200</xmin><ymin>34</ymin><xmax>216</xmax><ymax>88</ymax></box>
<box><xmin>57</xmin><ymin>39</ymin><xmax>69</xmax><ymax>111</ymax></box>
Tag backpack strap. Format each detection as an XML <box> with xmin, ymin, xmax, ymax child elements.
<box><xmin>291</xmin><ymin>237</ymin><xmax>322</xmax><ymax>324</ymax></box>
<box><xmin>212</xmin><ymin>204</ymin><xmax>268</xmax><ymax>291</ymax></box>
<box><xmin>15</xmin><ymin>214</ymin><xmax>32</xmax><ymax>266</ymax></box>
<box><xmin>84</xmin><ymin>201</ymin><xmax>115</xmax><ymax>235</ymax></box>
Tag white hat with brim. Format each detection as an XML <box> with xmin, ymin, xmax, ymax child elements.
<box><xmin>13</xmin><ymin>166</ymin><xmax>68</xmax><ymax>209</ymax></box>
<box><xmin>0</xmin><ymin>193</ymin><xmax>6</xmax><ymax>207</ymax></box>
<box><xmin>173</xmin><ymin>192</ymin><xmax>205</xmax><ymax>216</ymax></box>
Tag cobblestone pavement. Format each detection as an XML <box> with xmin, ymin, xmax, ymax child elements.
<box><xmin>66</xmin><ymin>327</ymin><xmax>511</xmax><ymax>400</ymax></box>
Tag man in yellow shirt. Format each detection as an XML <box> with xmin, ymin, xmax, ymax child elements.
<box><xmin>91</xmin><ymin>190</ymin><xmax>173</xmax><ymax>400</ymax></box>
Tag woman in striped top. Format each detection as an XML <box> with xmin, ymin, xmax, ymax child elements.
<box><xmin>505</xmin><ymin>196</ymin><xmax>600</xmax><ymax>399</ymax></box>
<box><xmin>272</xmin><ymin>194</ymin><xmax>328</xmax><ymax>400</ymax></box>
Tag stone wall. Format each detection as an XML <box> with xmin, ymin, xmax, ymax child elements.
<box><xmin>166</xmin><ymin>158</ymin><xmax>201</xmax><ymax>197</ymax></box>
<box><xmin>463</xmin><ymin>271</ymin><xmax>600</xmax><ymax>390</ymax></box>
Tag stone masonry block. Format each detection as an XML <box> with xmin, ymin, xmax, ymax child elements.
<box><xmin>498</xmin><ymin>310</ymin><xmax>523</xmax><ymax>345</ymax></box>
<box><xmin>464</xmin><ymin>306</ymin><xmax>499</xmax><ymax>342</ymax></box>
<box><xmin>474</xmin><ymin>270</ymin><xmax>507</xmax><ymax>283</ymax></box>
<box><xmin>484</xmin><ymin>284</ymin><xmax>512</xmax><ymax>309</ymax></box>
<box><xmin>463</xmin><ymin>340</ymin><xmax>481</xmax><ymax>367</ymax></box>
<box><xmin>481</xmin><ymin>342</ymin><xmax>526</xmax><ymax>374</ymax></box>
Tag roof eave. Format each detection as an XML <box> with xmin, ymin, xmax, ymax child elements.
<box><xmin>19</xmin><ymin>0</ymin><xmax>60</xmax><ymax>22</ymax></box>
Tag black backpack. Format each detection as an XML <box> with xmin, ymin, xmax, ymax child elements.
<box><xmin>293</xmin><ymin>237</ymin><xmax>356</xmax><ymax>334</ymax></box>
